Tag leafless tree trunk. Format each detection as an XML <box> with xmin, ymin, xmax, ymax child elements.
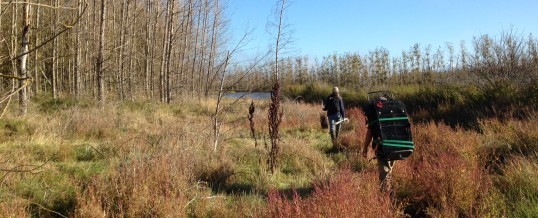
<box><xmin>127</xmin><ymin>0</ymin><xmax>136</xmax><ymax>101</ymax></box>
<box><xmin>164</xmin><ymin>0</ymin><xmax>175</xmax><ymax>103</ymax></box>
<box><xmin>18</xmin><ymin>0</ymin><xmax>30</xmax><ymax>116</ymax></box>
<box><xmin>213</xmin><ymin>52</ymin><xmax>230</xmax><ymax>151</ymax></box>
<box><xmin>74</xmin><ymin>0</ymin><xmax>82</xmax><ymax>99</ymax></box>
<box><xmin>117</xmin><ymin>0</ymin><xmax>128</xmax><ymax>100</ymax></box>
<box><xmin>197</xmin><ymin>0</ymin><xmax>209</xmax><ymax>95</ymax></box>
<box><xmin>12</xmin><ymin>2</ymin><xmax>19</xmax><ymax>88</ymax></box>
<box><xmin>204</xmin><ymin>0</ymin><xmax>220</xmax><ymax>97</ymax></box>
<box><xmin>144</xmin><ymin>0</ymin><xmax>152</xmax><ymax>99</ymax></box>
<box><xmin>159</xmin><ymin>0</ymin><xmax>173</xmax><ymax>103</ymax></box>
<box><xmin>97</xmin><ymin>0</ymin><xmax>106</xmax><ymax>105</ymax></box>
<box><xmin>51</xmin><ymin>0</ymin><xmax>58</xmax><ymax>98</ymax></box>
<box><xmin>178</xmin><ymin>0</ymin><xmax>192</xmax><ymax>96</ymax></box>
<box><xmin>33</xmin><ymin>2</ymin><xmax>40</xmax><ymax>96</ymax></box>
<box><xmin>144</xmin><ymin>0</ymin><xmax>158</xmax><ymax>100</ymax></box>
<box><xmin>84</xmin><ymin>0</ymin><xmax>92</xmax><ymax>95</ymax></box>
<box><xmin>191</xmin><ymin>1</ymin><xmax>201</xmax><ymax>97</ymax></box>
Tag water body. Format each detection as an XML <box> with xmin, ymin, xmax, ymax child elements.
<box><xmin>222</xmin><ymin>92</ymin><xmax>271</xmax><ymax>99</ymax></box>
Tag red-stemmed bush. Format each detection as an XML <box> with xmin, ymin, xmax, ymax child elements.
<box><xmin>266</xmin><ymin>168</ymin><xmax>402</xmax><ymax>217</ymax></box>
<box><xmin>396</xmin><ymin>122</ymin><xmax>497</xmax><ymax>217</ymax></box>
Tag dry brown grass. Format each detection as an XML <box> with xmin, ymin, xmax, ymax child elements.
<box><xmin>0</xmin><ymin>197</ymin><xmax>30</xmax><ymax>217</ymax></box>
<box><xmin>76</xmin><ymin>150</ymin><xmax>193</xmax><ymax>217</ymax></box>
<box><xmin>394</xmin><ymin>122</ymin><xmax>490</xmax><ymax>217</ymax></box>
<box><xmin>0</xmin><ymin>97</ymin><xmax>536</xmax><ymax>217</ymax></box>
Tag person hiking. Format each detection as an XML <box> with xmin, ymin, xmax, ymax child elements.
<box><xmin>323</xmin><ymin>87</ymin><xmax>346</xmax><ymax>143</ymax></box>
<box><xmin>362</xmin><ymin>96</ymin><xmax>395</xmax><ymax>193</ymax></box>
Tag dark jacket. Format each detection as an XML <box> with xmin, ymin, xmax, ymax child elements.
<box><xmin>324</xmin><ymin>93</ymin><xmax>345</xmax><ymax>118</ymax></box>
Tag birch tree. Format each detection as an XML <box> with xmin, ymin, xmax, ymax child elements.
<box><xmin>97</xmin><ymin>0</ymin><xmax>106</xmax><ymax>105</ymax></box>
<box><xmin>18</xmin><ymin>0</ymin><xmax>30</xmax><ymax>115</ymax></box>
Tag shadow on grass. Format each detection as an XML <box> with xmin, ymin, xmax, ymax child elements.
<box><xmin>324</xmin><ymin>144</ymin><xmax>341</xmax><ymax>155</ymax></box>
<box><xmin>402</xmin><ymin>201</ymin><xmax>429</xmax><ymax>218</ymax></box>
<box><xmin>220</xmin><ymin>182</ymin><xmax>260</xmax><ymax>195</ymax></box>
<box><xmin>209</xmin><ymin>181</ymin><xmax>315</xmax><ymax>200</ymax></box>
<box><xmin>273</xmin><ymin>186</ymin><xmax>316</xmax><ymax>200</ymax></box>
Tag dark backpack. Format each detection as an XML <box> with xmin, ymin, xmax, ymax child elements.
<box><xmin>367</xmin><ymin>91</ymin><xmax>414</xmax><ymax>161</ymax></box>
<box><xmin>325</xmin><ymin>96</ymin><xmax>340</xmax><ymax>114</ymax></box>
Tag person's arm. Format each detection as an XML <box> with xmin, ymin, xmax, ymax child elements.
<box><xmin>362</xmin><ymin>128</ymin><xmax>372</xmax><ymax>158</ymax></box>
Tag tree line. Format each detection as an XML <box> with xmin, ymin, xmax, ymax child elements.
<box><xmin>230</xmin><ymin>31</ymin><xmax>538</xmax><ymax>92</ymax></box>
<box><xmin>1</xmin><ymin>0</ymin><xmax>231</xmax><ymax>115</ymax></box>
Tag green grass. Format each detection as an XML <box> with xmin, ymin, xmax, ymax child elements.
<box><xmin>0</xmin><ymin>118</ymin><xmax>35</xmax><ymax>139</ymax></box>
<box><xmin>15</xmin><ymin>172</ymin><xmax>77</xmax><ymax>217</ymax></box>
<box><xmin>495</xmin><ymin>155</ymin><xmax>538</xmax><ymax>217</ymax></box>
<box><xmin>284</xmin><ymin>82</ymin><xmax>537</xmax><ymax>130</ymax></box>
<box><xmin>0</xmin><ymin>93</ymin><xmax>536</xmax><ymax>217</ymax></box>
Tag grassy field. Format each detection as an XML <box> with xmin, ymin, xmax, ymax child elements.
<box><xmin>0</xmin><ymin>94</ymin><xmax>537</xmax><ymax>217</ymax></box>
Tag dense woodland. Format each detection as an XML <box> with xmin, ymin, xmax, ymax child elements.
<box><xmin>2</xmin><ymin>0</ymin><xmax>230</xmax><ymax>109</ymax></box>
<box><xmin>1</xmin><ymin>1</ymin><xmax>538</xmax><ymax>217</ymax></box>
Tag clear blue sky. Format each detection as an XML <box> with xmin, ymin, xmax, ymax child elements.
<box><xmin>227</xmin><ymin>0</ymin><xmax>538</xmax><ymax>61</ymax></box>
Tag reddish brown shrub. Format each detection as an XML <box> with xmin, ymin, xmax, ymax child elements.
<box><xmin>335</xmin><ymin>107</ymin><xmax>367</xmax><ymax>151</ymax></box>
<box><xmin>266</xmin><ymin>169</ymin><xmax>402</xmax><ymax>218</ymax></box>
<box><xmin>280</xmin><ymin>102</ymin><xmax>322</xmax><ymax>131</ymax></box>
<box><xmin>75</xmin><ymin>150</ymin><xmax>193</xmax><ymax>217</ymax></box>
<box><xmin>396</xmin><ymin>122</ymin><xmax>494</xmax><ymax>217</ymax></box>
<box><xmin>346</xmin><ymin>107</ymin><xmax>367</xmax><ymax>137</ymax></box>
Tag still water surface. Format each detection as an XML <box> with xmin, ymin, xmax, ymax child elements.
<box><xmin>222</xmin><ymin>92</ymin><xmax>271</xmax><ymax>99</ymax></box>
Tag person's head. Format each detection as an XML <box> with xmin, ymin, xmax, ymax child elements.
<box><xmin>332</xmin><ymin>87</ymin><xmax>340</xmax><ymax>96</ymax></box>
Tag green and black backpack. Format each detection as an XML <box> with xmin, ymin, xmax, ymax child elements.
<box><xmin>366</xmin><ymin>91</ymin><xmax>414</xmax><ymax>160</ymax></box>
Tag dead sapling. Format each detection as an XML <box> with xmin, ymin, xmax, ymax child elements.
<box><xmin>248</xmin><ymin>101</ymin><xmax>258</xmax><ymax>147</ymax></box>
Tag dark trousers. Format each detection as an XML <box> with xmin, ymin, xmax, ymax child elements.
<box><xmin>328</xmin><ymin>113</ymin><xmax>341</xmax><ymax>141</ymax></box>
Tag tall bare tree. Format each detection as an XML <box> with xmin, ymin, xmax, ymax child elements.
<box><xmin>96</xmin><ymin>0</ymin><xmax>106</xmax><ymax>105</ymax></box>
<box><xmin>164</xmin><ymin>0</ymin><xmax>175</xmax><ymax>103</ymax></box>
<box><xmin>17</xmin><ymin>0</ymin><xmax>30</xmax><ymax>115</ymax></box>
<box><xmin>51</xmin><ymin>0</ymin><xmax>58</xmax><ymax>98</ymax></box>
<box><xmin>33</xmin><ymin>2</ymin><xmax>40</xmax><ymax>96</ymax></box>
<box><xmin>74</xmin><ymin>0</ymin><xmax>83</xmax><ymax>99</ymax></box>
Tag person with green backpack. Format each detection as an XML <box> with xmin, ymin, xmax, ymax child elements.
<box><xmin>362</xmin><ymin>92</ymin><xmax>415</xmax><ymax>194</ymax></box>
<box><xmin>362</xmin><ymin>96</ymin><xmax>395</xmax><ymax>193</ymax></box>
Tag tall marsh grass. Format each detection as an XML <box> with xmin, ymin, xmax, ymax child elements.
<box><xmin>0</xmin><ymin>96</ymin><xmax>536</xmax><ymax>217</ymax></box>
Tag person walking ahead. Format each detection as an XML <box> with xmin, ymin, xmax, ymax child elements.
<box><xmin>323</xmin><ymin>87</ymin><xmax>346</xmax><ymax>143</ymax></box>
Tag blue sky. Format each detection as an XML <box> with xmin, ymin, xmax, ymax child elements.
<box><xmin>227</xmin><ymin>0</ymin><xmax>538</xmax><ymax>61</ymax></box>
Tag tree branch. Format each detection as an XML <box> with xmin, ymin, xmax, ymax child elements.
<box><xmin>0</xmin><ymin>2</ymin><xmax>78</xmax><ymax>10</ymax></box>
<box><xmin>0</xmin><ymin>2</ymin><xmax>88</xmax><ymax>68</ymax></box>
